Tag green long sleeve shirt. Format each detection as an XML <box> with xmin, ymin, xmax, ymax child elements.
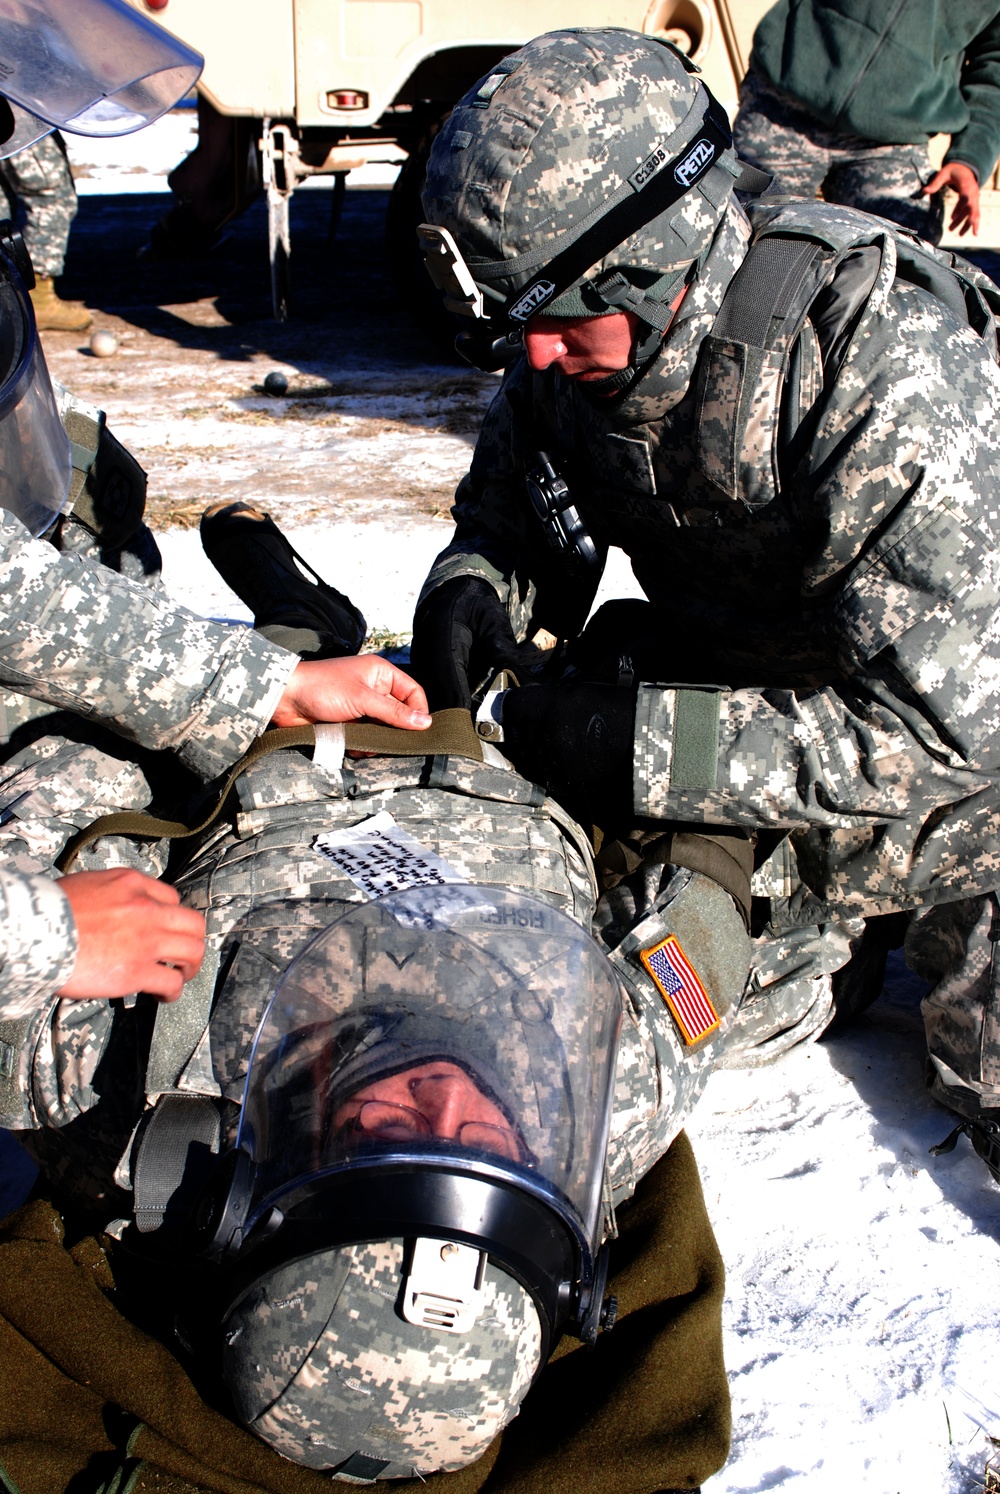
<box><xmin>750</xmin><ymin>0</ymin><xmax>1000</xmax><ymax>184</ymax></box>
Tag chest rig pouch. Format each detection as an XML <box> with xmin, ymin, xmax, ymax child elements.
<box><xmin>693</xmin><ymin>203</ymin><xmax>1000</xmax><ymax>511</ymax></box>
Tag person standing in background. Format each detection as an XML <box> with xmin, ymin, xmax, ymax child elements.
<box><xmin>732</xmin><ymin>0</ymin><xmax>1000</xmax><ymax>243</ymax></box>
<box><xmin>0</xmin><ymin>131</ymin><xmax>91</xmax><ymax>330</ymax></box>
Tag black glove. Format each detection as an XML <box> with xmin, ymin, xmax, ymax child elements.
<box><xmin>502</xmin><ymin>683</ymin><xmax>636</xmax><ymax>823</ymax></box>
<box><xmin>411</xmin><ymin>576</ymin><xmax>538</xmax><ymax>711</ymax></box>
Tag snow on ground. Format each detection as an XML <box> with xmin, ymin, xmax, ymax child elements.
<box><xmin>689</xmin><ymin>958</ymin><xmax>1000</xmax><ymax>1494</ymax></box>
<box><xmin>1</xmin><ymin>111</ymin><xmax>998</xmax><ymax>1494</ymax></box>
<box><xmin>157</xmin><ymin>523</ymin><xmax>643</xmax><ymax>637</ymax></box>
<box><xmin>67</xmin><ymin>108</ymin><xmax>198</xmax><ymax>191</ymax></box>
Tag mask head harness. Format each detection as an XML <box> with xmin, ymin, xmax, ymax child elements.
<box><xmin>418</xmin><ymin>38</ymin><xmax>735</xmax><ymax>373</ymax></box>
<box><xmin>0</xmin><ymin>221</ymin><xmax>76</xmax><ymax>536</ymax></box>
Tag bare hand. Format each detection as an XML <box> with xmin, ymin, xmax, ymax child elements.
<box><xmin>923</xmin><ymin>161</ymin><xmax>980</xmax><ymax>236</ymax></box>
<box><xmin>270</xmin><ymin>654</ymin><xmax>432</xmax><ymax>730</ymax></box>
<box><xmin>56</xmin><ymin>868</ymin><xmax>206</xmax><ymax>1002</ymax></box>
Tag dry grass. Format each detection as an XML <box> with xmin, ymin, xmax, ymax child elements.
<box><xmin>361</xmin><ymin>626</ymin><xmax>411</xmax><ymax>656</ymax></box>
<box><xmin>144</xmin><ymin>495</ymin><xmax>208</xmax><ymax>530</ymax></box>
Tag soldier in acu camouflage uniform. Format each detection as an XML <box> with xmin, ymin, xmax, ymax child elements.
<box><xmin>6</xmin><ymin>508</ymin><xmax>739</xmax><ymax>1486</ymax></box>
<box><xmin>408</xmin><ymin>27</ymin><xmax>1000</xmax><ymax>1181</ymax></box>
<box><xmin>0</xmin><ymin>130</ymin><xmax>92</xmax><ymax>331</ymax></box>
<box><xmin>732</xmin><ymin>1</ymin><xmax>1000</xmax><ymax>245</ymax></box>
<box><xmin>0</xmin><ymin>1</ymin><xmax>429</xmax><ymax>1057</ymax></box>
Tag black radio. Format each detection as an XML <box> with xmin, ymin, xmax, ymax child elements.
<box><xmin>525</xmin><ymin>450</ymin><xmax>601</xmax><ymax>573</ymax></box>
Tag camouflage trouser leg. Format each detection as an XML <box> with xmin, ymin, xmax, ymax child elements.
<box><xmin>719</xmin><ymin>914</ymin><xmax>863</xmax><ymax>1069</ymax></box>
<box><xmin>905</xmin><ymin>892</ymin><xmax>1000</xmax><ymax>1122</ymax></box>
<box><xmin>733</xmin><ymin>69</ymin><xmax>945</xmax><ymax>244</ymax></box>
<box><xmin>0</xmin><ymin>131</ymin><xmax>78</xmax><ymax>277</ymax></box>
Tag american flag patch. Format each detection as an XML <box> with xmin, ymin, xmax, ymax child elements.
<box><xmin>640</xmin><ymin>934</ymin><xmax>720</xmax><ymax>1045</ymax></box>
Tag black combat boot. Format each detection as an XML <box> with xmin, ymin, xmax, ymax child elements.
<box><xmin>200</xmin><ymin>500</ymin><xmax>366</xmax><ymax>658</ymax></box>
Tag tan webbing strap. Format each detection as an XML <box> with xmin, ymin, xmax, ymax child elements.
<box><xmin>342</xmin><ymin>707</ymin><xmax>484</xmax><ymax>761</ymax></box>
<box><xmin>55</xmin><ymin>725</ymin><xmax>317</xmax><ymax>873</ymax></box>
<box><xmin>55</xmin><ymin>709</ymin><xmax>484</xmax><ymax>873</ymax></box>
<box><xmin>597</xmin><ymin>827</ymin><xmax>754</xmax><ymax>931</ymax></box>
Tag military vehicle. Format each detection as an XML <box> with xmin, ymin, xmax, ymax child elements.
<box><xmin>129</xmin><ymin>0</ymin><xmax>770</xmax><ymax>320</ymax></box>
<box><xmin>130</xmin><ymin>0</ymin><xmax>998</xmax><ymax>322</ymax></box>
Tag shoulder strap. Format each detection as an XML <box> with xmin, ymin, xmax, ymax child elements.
<box><xmin>695</xmin><ymin>214</ymin><xmax>1000</xmax><ymax>510</ymax></box>
<box><xmin>56</xmin><ymin>709</ymin><xmax>484</xmax><ymax>872</ymax></box>
<box><xmin>695</xmin><ymin>232</ymin><xmax>831</xmax><ymax>507</ymax></box>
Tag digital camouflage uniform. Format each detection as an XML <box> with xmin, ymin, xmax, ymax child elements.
<box><xmin>0</xmin><ymin>132</ymin><xmax>77</xmax><ymax>278</ymax></box>
<box><xmin>0</xmin><ymin>387</ymin><xmax>298</xmax><ymax>1025</ymax></box>
<box><xmin>417</xmin><ymin>180</ymin><xmax>1000</xmax><ymax>1125</ymax></box>
<box><xmin>5</xmin><ymin>730</ymin><xmax>743</xmax><ymax>1480</ymax></box>
<box><xmin>733</xmin><ymin>0</ymin><xmax>1000</xmax><ymax>246</ymax></box>
<box><xmin>8</xmin><ymin>737</ymin><xmax>748</xmax><ymax>1205</ymax></box>
<box><xmin>733</xmin><ymin>71</ymin><xmax>945</xmax><ymax>244</ymax></box>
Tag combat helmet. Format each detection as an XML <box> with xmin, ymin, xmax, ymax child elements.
<box><xmin>418</xmin><ymin>27</ymin><xmax>743</xmax><ymax>372</ymax></box>
<box><xmin>191</xmin><ymin>884</ymin><xmax>623</xmax><ymax>1479</ymax></box>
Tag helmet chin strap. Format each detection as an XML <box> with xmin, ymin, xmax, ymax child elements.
<box><xmin>578</xmin><ymin>261</ymin><xmax>696</xmax><ymax>401</ymax></box>
<box><xmin>577</xmin><ymin>363</ymin><xmax>644</xmax><ymax>402</ymax></box>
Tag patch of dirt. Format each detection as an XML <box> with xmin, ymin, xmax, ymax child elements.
<box><xmin>42</xmin><ymin>185</ymin><xmax>494</xmax><ymax>533</ymax></box>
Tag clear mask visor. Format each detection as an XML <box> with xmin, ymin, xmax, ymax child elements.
<box><xmin>237</xmin><ymin>886</ymin><xmax>623</xmax><ymax>1255</ymax></box>
<box><xmin>0</xmin><ymin>260</ymin><xmax>70</xmax><ymax>534</ymax></box>
<box><xmin>0</xmin><ymin>0</ymin><xmax>202</xmax><ymax>145</ymax></box>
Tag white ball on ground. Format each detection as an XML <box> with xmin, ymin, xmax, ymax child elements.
<box><xmin>89</xmin><ymin>329</ymin><xmax>119</xmax><ymax>358</ymax></box>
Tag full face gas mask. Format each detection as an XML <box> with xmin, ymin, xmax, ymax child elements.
<box><xmin>0</xmin><ymin>0</ymin><xmax>202</xmax><ymax>157</ymax></box>
<box><xmin>417</xmin><ymin>28</ymin><xmax>745</xmax><ymax>374</ymax></box>
<box><xmin>192</xmin><ymin>885</ymin><xmax>623</xmax><ymax>1478</ymax></box>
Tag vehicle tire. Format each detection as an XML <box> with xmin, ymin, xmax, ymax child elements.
<box><xmin>385</xmin><ymin>113</ymin><xmax>464</xmax><ymax>358</ymax></box>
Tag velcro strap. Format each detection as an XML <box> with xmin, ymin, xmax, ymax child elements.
<box><xmin>671</xmin><ymin>689</ymin><xmax>721</xmax><ymax>790</ymax></box>
<box><xmin>713</xmin><ymin>236</ymin><xmax>822</xmax><ymax>346</ymax></box>
<box><xmin>64</xmin><ymin>408</ymin><xmax>102</xmax><ymax>509</ymax></box>
<box><xmin>133</xmin><ymin>1094</ymin><xmax>222</xmax><ymax>1233</ymax></box>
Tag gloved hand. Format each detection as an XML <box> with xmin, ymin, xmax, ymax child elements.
<box><xmin>411</xmin><ymin>576</ymin><xmax>538</xmax><ymax>710</ymax></box>
<box><xmin>502</xmin><ymin>683</ymin><xmax>636</xmax><ymax>822</ymax></box>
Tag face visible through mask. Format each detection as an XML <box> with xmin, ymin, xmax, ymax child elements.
<box><xmin>332</xmin><ymin>1060</ymin><xmax>528</xmax><ymax>1164</ymax></box>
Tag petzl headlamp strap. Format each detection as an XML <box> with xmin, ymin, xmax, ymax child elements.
<box><xmin>491</xmin><ymin>91</ymin><xmax>733</xmax><ymax>332</ymax></box>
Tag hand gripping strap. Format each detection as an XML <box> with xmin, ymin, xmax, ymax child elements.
<box><xmin>55</xmin><ymin>710</ymin><xmax>484</xmax><ymax>872</ymax></box>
